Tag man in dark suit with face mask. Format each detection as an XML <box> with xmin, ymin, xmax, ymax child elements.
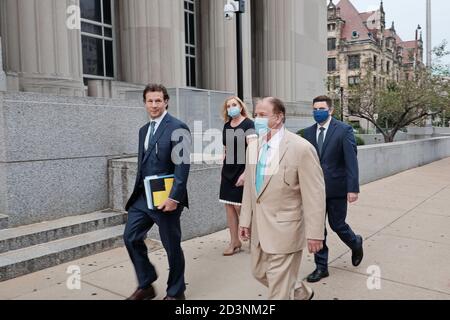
<box><xmin>302</xmin><ymin>95</ymin><xmax>363</xmax><ymax>283</ymax></box>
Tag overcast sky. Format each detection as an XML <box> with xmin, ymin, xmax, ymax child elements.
<box><xmin>343</xmin><ymin>0</ymin><xmax>450</xmax><ymax>65</ymax></box>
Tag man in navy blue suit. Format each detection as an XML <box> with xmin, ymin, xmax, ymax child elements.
<box><xmin>124</xmin><ymin>84</ymin><xmax>191</xmax><ymax>300</ymax></box>
<box><xmin>303</xmin><ymin>95</ymin><xmax>363</xmax><ymax>283</ymax></box>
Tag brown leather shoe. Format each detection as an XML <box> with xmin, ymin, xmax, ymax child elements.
<box><xmin>126</xmin><ymin>285</ymin><xmax>156</xmax><ymax>300</ymax></box>
<box><xmin>163</xmin><ymin>293</ymin><xmax>186</xmax><ymax>300</ymax></box>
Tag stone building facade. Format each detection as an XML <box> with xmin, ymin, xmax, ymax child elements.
<box><xmin>326</xmin><ymin>0</ymin><xmax>424</xmax><ymax>127</ymax></box>
<box><xmin>0</xmin><ymin>0</ymin><xmax>327</xmax><ymax>227</ymax></box>
<box><xmin>0</xmin><ymin>0</ymin><xmax>327</xmax><ymax>108</ymax></box>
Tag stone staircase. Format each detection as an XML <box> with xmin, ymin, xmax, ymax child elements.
<box><xmin>0</xmin><ymin>210</ymin><xmax>127</xmax><ymax>282</ymax></box>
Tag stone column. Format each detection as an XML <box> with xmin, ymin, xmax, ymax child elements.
<box><xmin>198</xmin><ymin>0</ymin><xmax>237</xmax><ymax>94</ymax></box>
<box><xmin>251</xmin><ymin>0</ymin><xmax>327</xmax><ymax>104</ymax></box>
<box><xmin>0</xmin><ymin>37</ymin><xmax>6</xmax><ymax>91</ymax></box>
<box><xmin>198</xmin><ymin>0</ymin><xmax>252</xmax><ymax>104</ymax></box>
<box><xmin>0</xmin><ymin>0</ymin><xmax>85</xmax><ymax>96</ymax></box>
<box><xmin>118</xmin><ymin>0</ymin><xmax>185</xmax><ymax>87</ymax></box>
<box><xmin>241</xmin><ymin>0</ymin><xmax>253</xmax><ymax>105</ymax></box>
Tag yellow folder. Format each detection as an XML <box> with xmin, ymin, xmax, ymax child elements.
<box><xmin>143</xmin><ymin>175</ymin><xmax>175</xmax><ymax>210</ymax></box>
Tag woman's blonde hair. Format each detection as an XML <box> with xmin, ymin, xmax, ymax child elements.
<box><xmin>221</xmin><ymin>96</ymin><xmax>252</xmax><ymax>122</ymax></box>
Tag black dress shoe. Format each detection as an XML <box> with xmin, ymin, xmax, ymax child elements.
<box><xmin>163</xmin><ymin>293</ymin><xmax>186</xmax><ymax>300</ymax></box>
<box><xmin>306</xmin><ymin>269</ymin><xmax>329</xmax><ymax>283</ymax></box>
<box><xmin>126</xmin><ymin>285</ymin><xmax>156</xmax><ymax>300</ymax></box>
<box><xmin>352</xmin><ymin>236</ymin><xmax>364</xmax><ymax>267</ymax></box>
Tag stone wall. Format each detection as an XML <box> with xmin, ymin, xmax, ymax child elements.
<box><xmin>0</xmin><ymin>89</ymin><xmax>236</xmax><ymax>227</ymax></box>
<box><xmin>358</xmin><ymin>132</ymin><xmax>408</xmax><ymax>145</ymax></box>
<box><xmin>0</xmin><ymin>92</ymin><xmax>146</xmax><ymax>226</ymax></box>
<box><xmin>358</xmin><ymin>137</ymin><xmax>450</xmax><ymax>184</ymax></box>
<box><xmin>0</xmin><ymin>37</ymin><xmax>5</xmax><ymax>91</ymax></box>
<box><xmin>109</xmin><ymin>158</ymin><xmax>224</xmax><ymax>240</ymax></box>
<box><xmin>407</xmin><ymin>126</ymin><xmax>450</xmax><ymax>140</ymax></box>
<box><xmin>109</xmin><ymin>137</ymin><xmax>450</xmax><ymax>241</ymax></box>
<box><xmin>3</xmin><ymin>90</ymin><xmax>448</xmax><ymax>228</ymax></box>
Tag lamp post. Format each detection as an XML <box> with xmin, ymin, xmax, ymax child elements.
<box><xmin>224</xmin><ymin>0</ymin><xmax>245</xmax><ymax>100</ymax></box>
<box><xmin>426</xmin><ymin>0</ymin><xmax>432</xmax><ymax>68</ymax></box>
<box><xmin>340</xmin><ymin>86</ymin><xmax>344</xmax><ymax>121</ymax></box>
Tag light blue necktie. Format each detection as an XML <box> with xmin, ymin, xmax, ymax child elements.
<box><xmin>255</xmin><ymin>143</ymin><xmax>269</xmax><ymax>194</ymax></box>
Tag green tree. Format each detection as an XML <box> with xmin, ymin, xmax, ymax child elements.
<box><xmin>346</xmin><ymin>44</ymin><xmax>450</xmax><ymax>143</ymax></box>
<box><xmin>432</xmin><ymin>40</ymin><xmax>450</xmax><ymax>77</ymax></box>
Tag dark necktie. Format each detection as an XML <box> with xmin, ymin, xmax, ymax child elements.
<box><xmin>149</xmin><ymin>121</ymin><xmax>156</xmax><ymax>141</ymax></box>
<box><xmin>145</xmin><ymin>121</ymin><xmax>156</xmax><ymax>151</ymax></box>
<box><xmin>318</xmin><ymin>127</ymin><xmax>325</xmax><ymax>156</ymax></box>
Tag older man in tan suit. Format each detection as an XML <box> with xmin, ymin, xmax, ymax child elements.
<box><xmin>240</xmin><ymin>97</ymin><xmax>326</xmax><ymax>300</ymax></box>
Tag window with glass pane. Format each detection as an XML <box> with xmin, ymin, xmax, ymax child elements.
<box><xmin>82</xmin><ymin>36</ymin><xmax>103</xmax><ymax>76</ymax></box>
<box><xmin>327</xmin><ymin>38</ymin><xmax>336</xmax><ymax>51</ymax></box>
<box><xmin>334</xmin><ymin>76</ymin><xmax>340</xmax><ymax>88</ymax></box>
<box><xmin>328</xmin><ymin>58</ymin><xmax>336</xmax><ymax>72</ymax></box>
<box><xmin>184</xmin><ymin>0</ymin><xmax>197</xmax><ymax>87</ymax></box>
<box><xmin>348</xmin><ymin>76</ymin><xmax>360</xmax><ymax>86</ymax></box>
<box><xmin>348</xmin><ymin>55</ymin><xmax>360</xmax><ymax>70</ymax></box>
<box><xmin>81</xmin><ymin>0</ymin><xmax>102</xmax><ymax>22</ymax></box>
<box><xmin>81</xmin><ymin>0</ymin><xmax>114</xmax><ymax>79</ymax></box>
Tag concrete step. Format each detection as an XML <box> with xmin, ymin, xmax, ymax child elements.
<box><xmin>0</xmin><ymin>225</ymin><xmax>125</xmax><ymax>282</ymax></box>
<box><xmin>0</xmin><ymin>214</ymin><xmax>8</xmax><ymax>230</ymax></box>
<box><xmin>0</xmin><ymin>210</ymin><xmax>126</xmax><ymax>254</ymax></box>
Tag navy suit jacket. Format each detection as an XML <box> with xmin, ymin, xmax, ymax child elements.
<box><xmin>125</xmin><ymin>113</ymin><xmax>191</xmax><ymax>211</ymax></box>
<box><xmin>303</xmin><ymin>117</ymin><xmax>359</xmax><ymax>199</ymax></box>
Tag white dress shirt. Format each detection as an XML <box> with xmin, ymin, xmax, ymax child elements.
<box><xmin>259</xmin><ymin>127</ymin><xmax>285</xmax><ymax>176</ymax></box>
<box><xmin>143</xmin><ymin>110</ymin><xmax>179</xmax><ymax>204</ymax></box>
<box><xmin>144</xmin><ymin>110</ymin><xmax>168</xmax><ymax>151</ymax></box>
<box><xmin>316</xmin><ymin>116</ymin><xmax>332</xmax><ymax>144</ymax></box>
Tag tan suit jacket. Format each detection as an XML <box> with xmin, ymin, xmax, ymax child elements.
<box><xmin>240</xmin><ymin>129</ymin><xmax>326</xmax><ymax>254</ymax></box>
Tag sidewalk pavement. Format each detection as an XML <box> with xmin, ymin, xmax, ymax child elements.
<box><xmin>0</xmin><ymin>158</ymin><xmax>449</xmax><ymax>300</ymax></box>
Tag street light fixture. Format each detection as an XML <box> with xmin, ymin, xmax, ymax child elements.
<box><xmin>224</xmin><ymin>0</ymin><xmax>245</xmax><ymax>100</ymax></box>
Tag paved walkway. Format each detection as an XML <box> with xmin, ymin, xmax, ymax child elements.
<box><xmin>1</xmin><ymin>158</ymin><xmax>449</xmax><ymax>300</ymax></box>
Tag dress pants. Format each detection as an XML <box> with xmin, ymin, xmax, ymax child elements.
<box><xmin>123</xmin><ymin>192</ymin><xmax>185</xmax><ymax>297</ymax></box>
<box><xmin>251</xmin><ymin>244</ymin><xmax>313</xmax><ymax>300</ymax></box>
<box><xmin>314</xmin><ymin>197</ymin><xmax>361</xmax><ymax>271</ymax></box>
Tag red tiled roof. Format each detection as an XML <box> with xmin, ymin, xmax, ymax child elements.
<box><xmin>399</xmin><ymin>41</ymin><xmax>418</xmax><ymax>62</ymax></box>
<box><xmin>400</xmin><ymin>40</ymin><xmax>418</xmax><ymax>49</ymax></box>
<box><xmin>336</xmin><ymin>0</ymin><xmax>371</xmax><ymax>41</ymax></box>
<box><xmin>384</xmin><ymin>29</ymin><xmax>403</xmax><ymax>46</ymax></box>
<box><xmin>334</xmin><ymin>0</ymin><xmax>421</xmax><ymax>65</ymax></box>
<box><xmin>384</xmin><ymin>29</ymin><xmax>394</xmax><ymax>38</ymax></box>
<box><xmin>360</xmin><ymin>11</ymin><xmax>382</xmax><ymax>30</ymax></box>
<box><xmin>359</xmin><ymin>11</ymin><xmax>375</xmax><ymax>23</ymax></box>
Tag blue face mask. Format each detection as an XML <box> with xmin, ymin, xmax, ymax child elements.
<box><xmin>254</xmin><ymin>117</ymin><xmax>270</xmax><ymax>137</ymax></box>
<box><xmin>227</xmin><ymin>106</ymin><xmax>241</xmax><ymax>119</ymax></box>
<box><xmin>313</xmin><ymin>110</ymin><xmax>330</xmax><ymax>124</ymax></box>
